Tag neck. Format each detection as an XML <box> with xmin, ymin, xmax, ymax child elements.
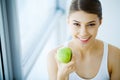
<box><xmin>72</xmin><ymin>39</ymin><xmax>99</xmax><ymax>55</ymax></box>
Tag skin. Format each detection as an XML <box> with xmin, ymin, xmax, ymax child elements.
<box><xmin>47</xmin><ymin>11</ymin><xmax>120</xmax><ymax>80</ymax></box>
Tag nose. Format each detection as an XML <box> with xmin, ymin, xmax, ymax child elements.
<box><xmin>79</xmin><ymin>26</ymin><xmax>88</xmax><ymax>36</ymax></box>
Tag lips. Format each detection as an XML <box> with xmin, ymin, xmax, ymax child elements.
<box><xmin>77</xmin><ymin>36</ymin><xmax>91</xmax><ymax>43</ymax></box>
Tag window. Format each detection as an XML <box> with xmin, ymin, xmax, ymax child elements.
<box><xmin>16</xmin><ymin>0</ymin><xmax>69</xmax><ymax>79</ymax></box>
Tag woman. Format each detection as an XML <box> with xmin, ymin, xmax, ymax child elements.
<box><xmin>47</xmin><ymin>0</ymin><xmax>120</xmax><ymax>80</ymax></box>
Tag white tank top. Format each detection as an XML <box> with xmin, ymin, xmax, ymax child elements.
<box><xmin>64</xmin><ymin>41</ymin><xmax>110</xmax><ymax>80</ymax></box>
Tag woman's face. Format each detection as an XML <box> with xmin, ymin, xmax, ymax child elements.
<box><xmin>68</xmin><ymin>11</ymin><xmax>102</xmax><ymax>46</ymax></box>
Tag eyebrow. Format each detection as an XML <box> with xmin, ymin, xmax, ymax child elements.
<box><xmin>73</xmin><ymin>20</ymin><xmax>96</xmax><ymax>23</ymax></box>
<box><xmin>88</xmin><ymin>21</ymin><xmax>96</xmax><ymax>23</ymax></box>
<box><xmin>73</xmin><ymin>20</ymin><xmax>80</xmax><ymax>23</ymax></box>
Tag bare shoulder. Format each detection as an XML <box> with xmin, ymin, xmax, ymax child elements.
<box><xmin>108</xmin><ymin>44</ymin><xmax>120</xmax><ymax>79</ymax></box>
<box><xmin>108</xmin><ymin>44</ymin><xmax>120</xmax><ymax>65</ymax></box>
<box><xmin>47</xmin><ymin>45</ymin><xmax>63</xmax><ymax>61</ymax></box>
<box><xmin>47</xmin><ymin>46</ymin><xmax>60</xmax><ymax>64</ymax></box>
<box><xmin>108</xmin><ymin>44</ymin><xmax>120</xmax><ymax>61</ymax></box>
<box><xmin>47</xmin><ymin>46</ymin><xmax>63</xmax><ymax>80</ymax></box>
<box><xmin>47</xmin><ymin>45</ymin><xmax>64</xmax><ymax>67</ymax></box>
<box><xmin>47</xmin><ymin>48</ymin><xmax>57</xmax><ymax>59</ymax></box>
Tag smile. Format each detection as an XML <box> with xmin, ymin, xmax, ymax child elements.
<box><xmin>77</xmin><ymin>36</ymin><xmax>91</xmax><ymax>43</ymax></box>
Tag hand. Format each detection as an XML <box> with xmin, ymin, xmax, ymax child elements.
<box><xmin>56</xmin><ymin>55</ymin><xmax>76</xmax><ymax>80</ymax></box>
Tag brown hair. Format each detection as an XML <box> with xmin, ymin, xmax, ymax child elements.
<box><xmin>69</xmin><ymin>0</ymin><xmax>102</xmax><ymax>19</ymax></box>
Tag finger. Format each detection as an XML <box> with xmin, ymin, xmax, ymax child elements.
<box><xmin>67</xmin><ymin>66</ymin><xmax>76</xmax><ymax>73</ymax></box>
<box><xmin>67</xmin><ymin>61</ymin><xmax>75</xmax><ymax>67</ymax></box>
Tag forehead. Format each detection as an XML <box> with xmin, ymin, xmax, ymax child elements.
<box><xmin>69</xmin><ymin>11</ymin><xmax>99</xmax><ymax>23</ymax></box>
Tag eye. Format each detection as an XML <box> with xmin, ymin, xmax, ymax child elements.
<box><xmin>73</xmin><ymin>23</ymin><xmax>80</xmax><ymax>27</ymax></box>
<box><xmin>87</xmin><ymin>23</ymin><xmax>96</xmax><ymax>27</ymax></box>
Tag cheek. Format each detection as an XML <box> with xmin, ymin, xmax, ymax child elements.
<box><xmin>70</xmin><ymin>28</ymin><xmax>78</xmax><ymax>37</ymax></box>
<box><xmin>89</xmin><ymin>28</ymin><xmax>98</xmax><ymax>37</ymax></box>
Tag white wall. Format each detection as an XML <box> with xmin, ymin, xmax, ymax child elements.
<box><xmin>97</xmin><ymin>0</ymin><xmax>120</xmax><ymax>48</ymax></box>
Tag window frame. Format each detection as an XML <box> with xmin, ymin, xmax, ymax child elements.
<box><xmin>0</xmin><ymin>0</ymin><xmax>23</xmax><ymax>79</ymax></box>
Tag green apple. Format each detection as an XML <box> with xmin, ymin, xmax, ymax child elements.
<box><xmin>57</xmin><ymin>47</ymin><xmax>72</xmax><ymax>63</ymax></box>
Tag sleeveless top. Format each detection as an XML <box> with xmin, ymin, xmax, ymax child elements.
<box><xmin>64</xmin><ymin>41</ymin><xmax>110</xmax><ymax>80</ymax></box>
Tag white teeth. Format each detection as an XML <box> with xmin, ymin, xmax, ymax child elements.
<box><xmin>80</xmin><ymin>38</ymin><xmax>88</xmax><ymax>40</ymax></box>
<box><xmin>80</xmin><ymin>37</ymin><xmax>89</xmax><ymax>40</ymax></box>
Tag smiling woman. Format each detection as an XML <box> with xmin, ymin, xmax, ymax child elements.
<box><xmin>68</xmin><ymin>11</ymin><xmax>101</xmax><ymax>47</ymax></box>
<box><xmin>47</xmin><ymin>0</ymin><xmax>120</xmax><ymax>80</ymax></box>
